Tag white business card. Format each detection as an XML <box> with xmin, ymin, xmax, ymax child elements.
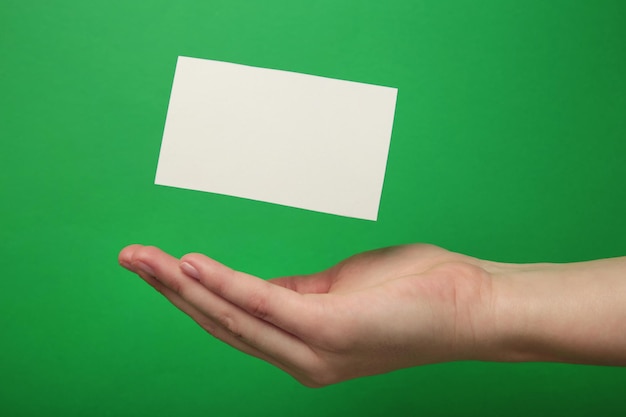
<box><xmin>155</xmin><ymin>56</ymin><xmax>398</xmax><ymax>220</ymax></box>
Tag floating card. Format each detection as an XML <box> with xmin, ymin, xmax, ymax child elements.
<box><xmin>155</xmin><ymin>56</ymin><xmax>398</xmax><ymax>220</ymax></box>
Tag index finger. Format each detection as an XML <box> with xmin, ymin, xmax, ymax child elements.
<box><xmin>180</xmin><ymin>253</ymin><xmax>324</xmax><ymax>338</ymax></box>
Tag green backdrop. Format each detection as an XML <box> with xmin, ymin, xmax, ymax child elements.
<box><xmin>2</xmin><ymin>1</ymin><xmax>625</xmax><ymax>415</ymax></box>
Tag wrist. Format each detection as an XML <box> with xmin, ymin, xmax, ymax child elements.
<box><xmin>484</xmin><ymin>263</ymin><xmax>558</xmax><ymax>362</ymax></box>
<box><xmin>484</xmin><ymin>258</ymin><xmax>626</xmax><ymax>365</ymax></box>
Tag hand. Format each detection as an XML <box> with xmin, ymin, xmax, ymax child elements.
<box><xmin>118</xmin><ymin>244</ymin><xmax>495</xmax><ymax>386</ymax></box>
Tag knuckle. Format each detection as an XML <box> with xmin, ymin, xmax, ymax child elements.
<box><xmin>168</xmin><ymin>279</ymin><xmax>183</xmax><ymax>295</ymax></box>
<box><xmin>198</xmin><ymin>319</ymin><xmax>218</xmax><ymax>336</ymax></box>
<box><xmin>217</xmin><ymin>312</ymin><xmax>244</xmax><ymax>340</ymax></box>
<box><xmin>247</xmin><ymin>291</ymin><xmax>270</xmax><ymax>320</ymax></box>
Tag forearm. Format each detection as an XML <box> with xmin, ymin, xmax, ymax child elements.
<box><xmin>486</xmin><ymin>257</ymin><xmax>626</xmax><ymax>365</ymax></box>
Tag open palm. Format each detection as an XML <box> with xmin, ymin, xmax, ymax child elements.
<box><xmin>119</xmin><ymin>243</ymin><xmax>494</xmax><ymax>386</ymax></box>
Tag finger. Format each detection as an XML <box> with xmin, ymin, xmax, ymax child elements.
<box><xmin>127</xmin><ymin>245</ymin><xmax>318</xmax><ymax>370</ymax></box>
<box><xmin>131</xmin><ymin>267</ymin><xmax>304</xmax><ymax>377</ymax></box>
<box><xmin>122</xmin><ymin>246</ymin><xmax>222</xmax><ymax>335</ymax></box>
<box><xmin>122</xmin><ymin>245</ymin><xmax>310</xmax><ymax>377</ymax></box>
<box><xmin>179</xmin><ymin>253</ymin><xmax>324</xmax><ymax>338</ymax></box>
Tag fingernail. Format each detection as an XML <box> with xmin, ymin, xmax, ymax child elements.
<box><xmin>136</xmin><ymin>261</ymin><xmax>156</xmax><ymax>277</ymax></box>
<box><xmin>180</xmin><ymin>262</ymin><xmax>200</xmax><ymax>280</ymax></box>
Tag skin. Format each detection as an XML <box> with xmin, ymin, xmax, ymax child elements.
<box><xmin>118</xmin><ymin>244</ymin><xmax>626</xmax><ymax>387</ymax></box>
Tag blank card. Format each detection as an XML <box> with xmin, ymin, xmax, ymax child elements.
<box><xmin>155</xmin><ymin>56</ymin><xmax>398</xmax><ymax>220</ymax></box>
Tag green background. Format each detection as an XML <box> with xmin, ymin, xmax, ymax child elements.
<box><xmin>2</xmin><ymin>0</ymin><xmax>625</xmax><ymax>415</ymax></box>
